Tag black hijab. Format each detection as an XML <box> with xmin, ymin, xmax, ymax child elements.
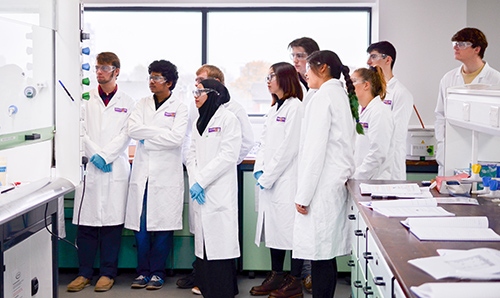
<box><xmin>196</xmin><ymin>79</ymin><xmax>230</xmax><ymax>135</ymax></box>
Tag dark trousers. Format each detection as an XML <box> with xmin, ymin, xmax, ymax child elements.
<box><xmin>311</xmin><ymin>258</ymin><xmax>337</xmax><ymax>298</ymax></box>
<box><xmin>76</xmin><ymin>224</ymin><xmax>123</xmax><ymax>279</ymax></box>
<box><xmin>134</xmin><ymin>189</ymin><xmax>173</xmax><ymax>279</ymax></box>
<box><xmin>270</xmin><ymin>248</ymin><xmax>304</xmax><ymax>277</ymax></box>
<box><xmin>196</xmin><ymin>253</ymin><xmax>238</xmax><ymax>298</ymax></box>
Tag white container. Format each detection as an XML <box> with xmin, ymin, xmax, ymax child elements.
<box><xmin>406</xmin><ymin>128</ymin><xmax>436</xmax><ymax>161</ymax></box>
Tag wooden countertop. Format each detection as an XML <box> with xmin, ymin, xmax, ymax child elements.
<box><xmin>346</xmin><ymin>179</ymin><xmax>500</xmax><ymax>298</ymax></box>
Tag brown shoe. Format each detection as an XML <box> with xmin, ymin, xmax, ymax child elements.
<box><xmin>67</xmin><ymin>276</ymin><xmax>91</xmax><ymax>292</ymax></box>
<box><xmin>94</xmin><ymin>276</ymin><xmax>114</xmax><ymax>292</ymax></box>
<box><xmin>250</xmin><ymin>271</ymin><xmax>286</xmax><ymax>296</ymax></box>
<box><xmin>269</xmin><ymin>275</ymin><xmax>303</xmax><ymax>298</ymax></box>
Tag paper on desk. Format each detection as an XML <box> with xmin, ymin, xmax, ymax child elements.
<box><xmin>411</xmin><ymin>282</ymin><xmax>500</xmax><ymax>298</ymax></box>
<box><xmin>408</xmin><ymin>248</ymin><xmax>500</xmax><ymax>280</ymax></box>
<box><xmin>435</xmin><ymin>197</ymin><xmax>479</xmax><ymax>205</ymax></box>
<box><xmin>359</xmin><ymin>183</ymin><xmax>421</xmax><ymax>196</ymax></box>
<box><xmin>373</xmin><ymin>206</ymin><xmax>454</xmax><ymax>217</ymax></box>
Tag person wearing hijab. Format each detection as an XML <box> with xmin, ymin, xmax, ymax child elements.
<box><xmin>185</xmin><ymin>79</ymin><xmax>242</xmax><ymax>298</ymax></box>
<box><xmin>251</xmin><ymin>62</ymin><xmax>305</xmax><ymax>298</ymax></box>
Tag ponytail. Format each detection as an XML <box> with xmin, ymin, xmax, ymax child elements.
<box><xmin>341</xmin><ymin>65</ymin><xmax>364</xmax><ymax>135</ymax></box>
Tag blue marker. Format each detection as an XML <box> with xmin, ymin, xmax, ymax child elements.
<box><xmin>58</xmin><ymin>80</ymin><xmax>75</xmax><ymax>101</ymax></box>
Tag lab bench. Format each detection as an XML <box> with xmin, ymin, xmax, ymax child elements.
<box><xmin>346</xmin><ymin>179</ymin><xmax>500</xmax><ymax>298</ymax></box>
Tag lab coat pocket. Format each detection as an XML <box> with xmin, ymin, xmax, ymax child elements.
<box><xmin>111</xmin><ymin>155</ymin><xmax>131</xmax><ymax>181</ymax></box>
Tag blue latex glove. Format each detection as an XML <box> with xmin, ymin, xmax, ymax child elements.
<box><xmin>257</xmin><ymin>182</ymin><xmax>264</xmax><ymax>190</ymax></box>
<box><xmin>139</xmin><ymin>139</ymin><xmax>144</xmax><ymax>144</ymax></box>
<box><xmin>194</xmin><ymin>190</ymin><xmax>206</xmax><ymax>205</ymax></box>
<box><xmin>102</xmin><ymin>163</ymin><xmax>113</xmax><ymax>173</ymax></box>
<box><xmin>190</xmin><ymin>183</ymin><xmax>205</xmax><ymax>205</ymax></box>
<box><xmin>90</xmin><ymin>154</ymin><xmax>106</xmax><ymax>170</ymax></box>
<box><xmin>254</xmin><ymin>171</ymin><xmax>263</xmax><ymax>180</ymax></box>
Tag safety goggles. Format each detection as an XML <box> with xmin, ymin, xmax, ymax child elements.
<box><xmin>452</xmin><ymin>41</ymin><xmax>473</xmax><ymax>50</ymax></box>
<box><xmin>95</xmin><ymin>65</ymin><xmax>116</xmax><ymax>73</ymax></box>
<box><xmin>351</xmin><ymin>77</ymin><xmax>365</xmax><ymax>85</ymax></box>
<box><xmin>148</xmin><ymin>75</ymin><xmax>166</xmax><ymax>83</ymax></box>
<box><xmin>192</xmin><ymin>88</ymin><xmax>219</xmax><ymax>98</ymax></box>
<box><xmin>265</xmin><ymin>73</ymin><xmax>276</xmax><ymax>83</ymax></box>
<box><xmin>195</xmin><ymin>76</ymin><xmax>217</xmax><ymax>84</ymax></box>
<box><xmin>290</xmin><ymin>52</ymin><xmax>308</xmax><ymax>61</ymax></box>
<box><xmin>367</xmin><ymin>53</ymin><xmax>388</xmax><ymax>61</ymax></box>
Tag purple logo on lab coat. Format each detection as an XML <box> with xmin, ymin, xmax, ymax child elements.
<box><xmin>383</xmin><ymin>99</ymin><xmax>392</xmax><ymax>106</ymax></box>
<box><xmin>164</xmin><ymin>112</ymin><xmax>176</xmax><ymax>117</ymax></box>
<box><xmin>114</xmin><ymin>107</ymin><xmax>127</xmax><ymax>113</ymax></box>
<box><xmin>276</xmin><ymin>116</ymin><xmax>286</xmax><ymax>122</ymax></box>
<box><xmin>208</xmin><ymin>127</ymin><xmax>221</xmax><ymax>133</ymax></box>
<box><xmin>360</xmin><ymin>122</ymin><xmax>369</xmax><ymax>129</ymax></box>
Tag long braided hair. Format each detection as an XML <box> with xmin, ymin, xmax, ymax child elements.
<box><xmin>307</xmin><ymin>50</ymin><xmax>364</xmax><ymax>134</ymax></box>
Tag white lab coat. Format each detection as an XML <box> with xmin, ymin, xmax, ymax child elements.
<box><xmin>383</xmin><ymin>77</ymin><xmax>413</xmax><ymax>180</ymax></box>
<box><xmin>73</xmin><ymin>88</ymin><xmax>135</xmax><ymax>226</ymax></box>
<box><xmin>125</xmin><ymin>93</ymin><xmax>188</xmax><ymax>232</ymax></box>
<box><xmin>186</xmin><ymin>105</ymin><xmax>242</xmax><ymax>260</ymax></box>
<box><xmin>354</xmin><ymin>96</ymin><xmax>395</xmax><ymax>180</ymax></box>
<box><xmin>184</xmin><ymin>97</ymin><xmax>253</xmax><ymax>234</ymax></box>
<box><xmin>253</xmin><ymin>98</ymin><xmax>303</xmax><ymax>250</ymax></box>
<box><xmin>434</xmin><ymin>62</ymin><xmax>500</xmax><ymax>175</ymax></box>
<box><xmin>293</xmin><ymin>79</ymin><xmax>356</xmax><ymax>260</ymax></box>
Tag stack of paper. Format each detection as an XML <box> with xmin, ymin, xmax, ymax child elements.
<box><xmin>409</xmin><ymin>248</ymin><xmax>500</xmax><ymax>280</ymax></box>
<box><xmin>401</xmin><ymin>216</ymin><xmax>500</xmax><ymax>241</ymax></box>
<box><xmin>359</xmin><ymin>183</ymin><xmax>432</xmax><ymax>198</ymax></box>
<box><xmin>411</xmin><ymin>282</ymin><xmax>500</xmax><ymax>298</ymax></box>
<box><xmin>360</xmin><ymin>198</ymin><xmax>454</xmax><ymax>217</ymax></box>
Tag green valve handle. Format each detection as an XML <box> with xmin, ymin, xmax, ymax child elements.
<box><xmin>82</xmin><ymin>77</ymin><xmax>90</xmax><ymax>86</ymax></box>
<box><xmin>82</xmin><ymin>92</ymin><xmax>90</xmax><ymax>100</ymax></box>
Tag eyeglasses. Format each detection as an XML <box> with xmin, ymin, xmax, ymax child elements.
<box><xmin>148</xmin><ymin>75</ymin><xmax>166</xmax><ymax>83</ymax></box>
<box><xmin>290</xmin><ymin>52</ymin><xmax>308</xmax><ymax>61</ymax></box>
<box><xmin>367</xmin><ymin>53</ymin><xmax>388</xmax><ymax>61</ymax></box>
<box><xmin>351</xmin><ymin>77</ymin><xmax>365</xmax><ymax>85</ymax></box>
<box><xmin>306</xmin><ymin>62</ymin><xmax>330</xmax><ymax>73</ymax></box>
<box><xmin>265</xmin><ymin>73</ymin><xmax>276</xmax><ymax>83</ymax></box>
<box><xmin>95</xmin><ymin>65</ymin><xmax>116</xmax><ymax>73</ymax></box>
<box><xmin>192</xmin><ymin>88</ymin><xmax>219</xmax><ymax>98</ymax></box>
<box><xmin>195</xmin><ymin>76</ymin><xmax>216</xmax><ymax>84</ymax></box>
<box><xmin>452</xmin><ymin>41</ymin><xmax>473</xmax><ymax>50</ymax></box>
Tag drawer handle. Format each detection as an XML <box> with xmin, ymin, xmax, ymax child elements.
<box><xmin>373</xmin><ymin>276</ymin><xmax>386</xmax><ymax>286</ymax></box>
<box><xmin>363</xmin><ymin>286</ymin><xmax>374</xmax><ymax>295</ymax></box>
<box><xmin>347</xmin><ymin>260</ymin><xmax>355</xmax><ymax>267</ymax></box>
<box><xmin>348</xmin><ymin>214</ymin><xmax>356</xmax><ymax>220</ymax></box>
<box><xmin>353</xmin><ymin>280</ymin><xmax>363</xmax><ymax>288</ymax></box>
<box><xmin>354</xmin><ymin>229</ymin><xmax>363</xmax><ymax>236</ymax></box>
<box><xmin>363</xmin><ymin>252</ymin><xmax>373</xmax><ymax>260</ymax></box>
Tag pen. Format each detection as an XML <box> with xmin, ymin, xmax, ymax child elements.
<box><xmin>371</xmin><ymin>195</ymin><xmax>398</xmax><ymax>200</ymax></box>
<box><xmin>58</xmin><ymin>80</ymin><xmax>75</xmax><ymax>101</ymax></box>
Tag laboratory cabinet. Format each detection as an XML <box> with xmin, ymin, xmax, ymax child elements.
<box><xmin>347</xmin><ymin>179</ymin><xmax>500</xmax><ymax>298</ymax></box>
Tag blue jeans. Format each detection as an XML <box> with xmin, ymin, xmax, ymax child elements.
<box><xmin>76</xmin><ymin>224</ymin><xmax>123</xmax><ymax>279</ymax></box>
<box><xmin>135</xmin><ymin>186</ymin><xmax>173</xmax><ymax>279</ymax></box>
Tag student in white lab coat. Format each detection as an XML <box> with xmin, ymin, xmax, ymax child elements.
<box><xmin>366</xmin><ymin>41</ymin><xmax>413</xmax><ymax>180</ymax></box>
<box><xmin>186</xmin><ymin>79</ymin><xmax>242</xmax><ymax>298</ymax></box>
<box><xmin>351</xmin><ymin>66</ymin><xmax>394</xmax><ymax>180</ymax></box>
<box><xmin>435</xmin><ymin>27</ymin><xmax>500</xmax><ymax>175</ymax></box>
<box><xmin>68</xmin><ymin>52</ymin><xmax>135</xmax><ymax>293</ymax></box>
<box><xmin>294</xmin><ymin>50</ymin><xmax>361</xmax><ymax>298</ymax></box>
<box><xmin>176</xmin><ymin>65</ymin><xmax>254</xmax><ymax>295</ymax></box>
<box><xmin>125</xmin><ymin>60</ymin><xmax>188</xmax><ymax>290</ymax></box>
<box><xmin>250</xmin><ymin>62</ymin><xmax>304</xmax><ymax>297</ymax></box>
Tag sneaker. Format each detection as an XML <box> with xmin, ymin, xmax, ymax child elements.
<box><xmin>269</xmin><ymin>275</ymin><xmax>303</xmax><ymax>298</ymax></box>
<box><xmin>302</xmin><ymin>274</ymin><xmax>312</xmax><ymax>293</ymax></box>
<box><xmin>176</xmin><ymin>271</ymin><xmax>195</xmax><ymax>289</ymax></box>
<box><xmin>67</xmin><ymin>276</ymin><xmax>91</xmax><ymax>292</ymax></box>
<box><xmin>94</xmin><ymin>276</ymin><xmax>114</xmax><ymax>292</ymax></box>
<box><xmin>146</xmin><ymin>275</ymin><xmax>164</xmax><ymax>290</ymax></box>
<box><xmin>131</xmin><ymin>275</ymin><xmax>150</xmax><ymax>289</ymax></box>
<box><xmin>192</xmin><ymin>286</ymin><xmax>202</xmax><ymax>295</ymax></box>
<box><xmin>250</xmin><ymin>271</ymin><xmax>286</xmax><ymax>296</ymax></box>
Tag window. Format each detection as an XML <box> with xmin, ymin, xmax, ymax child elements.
<box><xmin>84</xmin><ymin>7</ymin><xmax>370</xmax><ymax>114</ymax></box>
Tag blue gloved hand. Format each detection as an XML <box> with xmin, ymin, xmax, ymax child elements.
<box><xmin>102</xmin><ymin>163</ymin><xmax>113</xmax><ymax>173</ymax></box>
<box><xmin>190</xmin><ymin>183</ymin><xmax>204</xmax><ymax>200</ymax></box>
<box><xmin>194</xmin><ymin>189</ymin><xmax>206</xmax><ymax>205</ymax></box>
<box><xmin>90</xmin><ymin>154</ymin><xmax>106</xmax><ymax>170</ymax></box>
<box><xmin>257</xmin><ymin>182</ymin><xmax>264</xmax><ymax>190</ymax></box>
<box><xmin>254</xmin><ymin>171</ymin><xmax>263</xmax><ymax>180</ymax></box>
<box><xmin>139</xmin><ymin>139</ymin><xmax>144</xmax><ymax>144</ymax></box>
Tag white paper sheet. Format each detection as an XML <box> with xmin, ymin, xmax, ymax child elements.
<box><xmin>411</xmin><ymin>282</ymin><xmax>500</xmax><ymax>298</ymax></box>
